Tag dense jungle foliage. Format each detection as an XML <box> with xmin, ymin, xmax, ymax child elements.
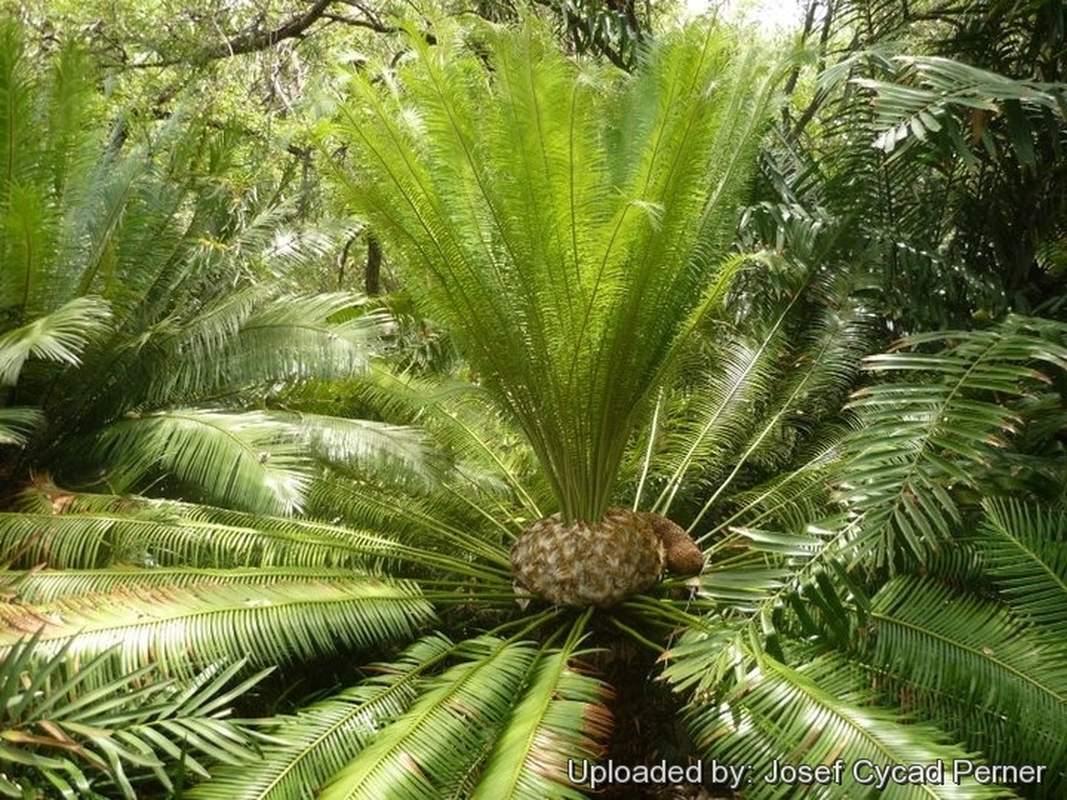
<box><xmin>1</xmin><ymin>0</ymin><xmax>1067</xmax><ymax>798</ymax></box>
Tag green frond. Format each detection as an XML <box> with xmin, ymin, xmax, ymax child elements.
<box><xmin>287</xmin><ymin>412</ymin><xmax>431</xmax><ymax>479</ymax></box>
<box><xmin>1</xmin><ymin>633</ymin><xmax>269</xmax><ymax>799</ymax></box>
<box><xmin>319</xmin><ymin>635</ymin><xmax>599</xmax><ymax>800</ymax></box>
<box><xmin>855</xmin><ymin>55</ymin><xmax>1065</xmax><ymax>163</ymax></box>
<box><xmin>153</xmin><ymin>292</ymin><xmax>387</xmax><ymax>402</ymax></box>
<box><xmin>349</xmin><ymin>368</ymin><xmax>546</xmax><ymax>516</ymax></box>
<box><xmin>0</xmin><ymin>406</ymin><xmax>43</xmax><ymax>445</ymax></box>
<box><xmin>0</xmin><ymin>296</ymin><xmax>111</xmax><ymax>385</ymax></box>
<box><xmin>864</xmin><ymin>575</ymin><xmax>1067</xmax><ymax>775</ymax></box>
<box><xmin>697</xmin><ymin>530</ymin><xmax>827</xmax><ymax>608</ymax></box>
<box><xmin>470</xmin><ymin>638</ymin><xmax>611</xmax><ymax>799</ymax></box>
<box><xmin>186</xmin><ymin>634</ymin><xmax>456</xmax><ymax>800</ymax></box>
<box><xmin>330</xmin><ymin>19</ymin><xmax>786</xmax><ymax>521</ymax></box>
<box><xmin>839</xmin><ymin>316</ymin><xmax>1067</xmax><ymax>567</ymax></box>
<box><xmin>306</xmin><ymin>478</ymin><xmax>515</xmax><ymax>575</ymax></box>
<box><xmin>1</xmin><ymin>566</ymin><xmax>379</xmax><ymax>604</ymax></box>
<box><xmin>680</xmin><ymin>648</ymin><xmax>1007</xmax><ymax>799</ymax></box>
<box><xmin>93</xmin><ymin>409</ymin><xmax>311</xmax><ymax>515</ymax></box>
<box><xmin>973</xmin><ymin>499</ymin><xmax>1067</xmax><ymax>639</ymax></box>
<box><xmin>0</xmin><ymin>577</ymin><xmax>434</xmax><ymax>681</ymax></box>
<box><xmin>0</xmin><ymin>492</ymin><xmax>494</xmax><ymax>575</ymax></box>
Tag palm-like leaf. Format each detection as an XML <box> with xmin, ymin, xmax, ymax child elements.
<box><xmin>863</xmin><ymin>575</ymin><xmax>1067</xmax><ymax>778</ymax></box>
<box><xmin>186</xmin><ymin>634</ymin><xmax>455</xmax><ymax>800</ymax></box>
<box><xmin>0</xmin><ymin>633</ymin><xmax>270</xmax><ymax>799</ymax></box>
<box><xmin>329</xmin><ymin>19</ymin><xmax>785</xmax><ymax>521</ymax></box>
<box><xmin>0</xmin><ymin>297</ymin><xmax>111</xmax><ymax>385</ymax></box>
<box><xmin>317</xmin><ymin>626</ymin><xmax>611</xmax><ymax>800</ymax></box>
<box><xmin>676</xmin><ymin>647</ymin><xmax>1006</xmax><ymax>799</ymax></box>
<box><xmin>0</xmin><ymin>577</ymin><xmax>434</xmax><ymax>682</ymax></box>
<box><xmin>856</xmin><ymin>55</ymin><xmax>1066</xmax><ymax>166</ymax></box>
<box><xmin>839</xmin><ymin>316</ymin><xmax>1067</xmax><ymax>567</ymax></box>
<box><xmin>469</xmin><ymin>639</ymin><xmax>610</xmax><ymax>799</ymax></box>
<box><xmin>973</xmin><ymin>499</ymin><xmax>1067</xmax><ymax>639</ymax></box>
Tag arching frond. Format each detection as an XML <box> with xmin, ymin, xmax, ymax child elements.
<box><xmin>0</xmin><ymin>297</ymin><xmax>111</xmax><ymax>385</ymax></box>
<box><xmin>317</xmin><ymin>636</ymin><xmax>537</xmax><ymax>799</ymax></box>
<box><xmin>0</xmin><ymin>577</ymin><xmax>435</xmax><ymax>681</ymax></box>
<box><xmin>470</xmin><ymin>636</ymin><xmax>611</xmax><ymax>799</ymax></box>
<box><xmin>93</xmin><ymin>409</ymin><xmax>311</xmax><ymax>515</ymax></box>
<box><xmin>286</xmin><ymin>412</ymin><xmax>432</xmax><ymax>479</ymax></box>
<box><xmin>0</xmin><ymin>406</ymin><xmax>43</xmax><ymax>445</ymax></box>
<box><xmin>1</xmin><ymin>566</ymin><xmax>377</xmax><ymax>604</ymax></box>
<box><xmin>973</xmin><ymin>499</ymin><xmax>1067</xmax><ymax>639</ymax></box>
<box><xmin>856</xmin><ymin>55</ymin><xmax>1065</xmax><ymax>163</ymax></box>
<box><xmin>1</xmin><ymin>633</ymin><xmax>269</xmax><ymax>799</ymax></box>
<box><xmin>864</xmin><ymin>575</ymin><xmax>1067</xmax><ymax>777</ymax></box>
<box><xmin>186</xmin><ymin>634</ymin><xmax>456</xmax><ymax>800</ymax></box>
<box><xmin>678</xmin><ymin>648</ymin><xmax>1006</xmax><ymax>799</ymax></box>
<box><xmin>839</xmin><ymin>316</ymin><xmax>1067</xmax><ymax>567</ymax></box>
<box><xmin>150</xmin><ymin>292</ymin><xmax>388</xmax><ymax>403</ymax></box>
<box><xmin>0</xmin><ymin>492</ymin><xmax>500</xmax><ymax>576</ymax></box>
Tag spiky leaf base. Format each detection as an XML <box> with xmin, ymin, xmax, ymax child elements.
<box><xmin>510</xmin><ymin>508</ymin><xmax>666</xmax><ymax>609</ymax></box>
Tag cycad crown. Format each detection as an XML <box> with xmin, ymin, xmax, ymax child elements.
<box><xmin>333</xmin><ymin>19</ymin><xmax>780</xmax><ymax>605</ymax></box>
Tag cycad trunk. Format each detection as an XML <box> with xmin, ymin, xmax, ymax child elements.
<box><xmin>511</xmin><ymin>509</ymin><xmax>703</xmax><ymax>608</ymax></box>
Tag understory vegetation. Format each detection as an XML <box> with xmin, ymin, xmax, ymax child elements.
<box><xmin>1</xmin><ymin>0</ymin><xmax>1066</xmax><ymax>798</ymax></box>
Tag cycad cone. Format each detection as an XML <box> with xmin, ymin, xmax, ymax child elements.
<box><xmin>510</xmin><ymin>508</ymin><xmax>702</xmax><ymax>608</ymax></box>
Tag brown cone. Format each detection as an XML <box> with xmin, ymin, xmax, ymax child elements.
<box><xmin>510</xmin><ymin>507</ymin><xmax>666</xmax><ymax>608</ymax></box>
<box><xmin>638</xmin><ymin>512</ymin><xmax>704</xmax><ymax>575</ymax></box>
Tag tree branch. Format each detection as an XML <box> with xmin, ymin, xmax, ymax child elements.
<box><xmin>198</xmin><ymin>0</ymin><xmax>334</xmax><ymax>61</ymax></box>
<box><xmin>133</xmin><ymin>0</ymin><xmax>394</xmax><ymax>68</ymax></box>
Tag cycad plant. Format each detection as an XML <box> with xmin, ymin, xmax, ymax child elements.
<box><xmin>0</xmin><ymin>19</ymin><xmax>437</xmax><ymax>796</ymax></box>
<box><xmin>329</xmin><ymin>18</ymin><xmax>783</xmax><ymax>607</ymax></box>
<box><xmin>7</xmin><ymin>11</ymin><xmax>1065</xmax><ymax>799</ymax></box>
<box><xmin>662</xmin><ymin>314</ymin><xmax>1067</xmax><ymax>799</ymax></box>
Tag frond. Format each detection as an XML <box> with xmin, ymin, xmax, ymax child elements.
<box><xmin>649</xmin><ymin>332</ymin><xmax>782</xmax><ymax>513</ymax></box>
<box><xmin>314</xmin><ymin>630</ymin><xmax>610</xmax><ymax>800</ymax></box>
<box><xmin>0</xmin><ymin>577</ymin><xmax>434</xmax><ymax>682</ymax></box>
<box><xmin>717</xmin><ymin>426</ymin><xmax>851</xmax><ymax>540</ymax></box>
<box><xmin>864</xmin><ymin>575</ymin><xmax>1067</xmax><ymax>776</ymax></box>
<box><xmin>0</xmin><ymin>496</ymin><xmax>471</xmax><ymax>573</ymax></box>
<box><xmin>351</xmin><ymin>367</ymin><xmax>546</xmax><ymax>516</ymax></box>
<box><xmin>469</xmin><ymin>639</ymin><xmax>611</xmax><ymax>799</ymax></box>
<box><xmin>316</xmin><ymin>636</ymin><xmax>533</xmax><ymax>799</ymax></box>
<box><xmin>330</xmin><ymin>18</ymin><xmax>786</xmax><ymax>521</ymax></box>
<box><xmin>152</xmin><ymin>292</ymin><xmax>387</xmax><ymax>403</ymax></box>
<box><xmin>973</xmin><ymin>499</ymin><xmax>1067</xmax><ymax>639</ymax></box>
<box><xmin>186</xmin><ymin>634</ymin><xmax>456</xmax><ymax>800</ymax></box>
<box><xmin>0</xmin><ymin>633</ymin><xmax>269</xmax><ymax>799</ymax></box>
<box><xmin>286</xmin><ymin>412</ymin><xmax>432</xmax><ymax>480</ymax></box>
<box><xmin>306</xmin><ymin>478</ymin><xmax>514</xmax><ymax>575</ymax></box>
<box><xmin>680</xmin><ymin>649</ymin><xmax>1008</xmax><ymax>799</ymax></box>
<box><xmin>92</xmin><ymin>409</ymin><xmax>312</xmax><ymax>515</ymax></box>
<box><xmin>838</xmin><ymin>316</ymin><xmax>1067</xmax><ymax>567</ymax></box>
<box><xmin>0</xmin><ymin>296</ymin><xmax>111</xmax><ymax>385</ymax></box>
<box><xmin>856</xmin><ymin>55</ymin><xmax>1065</xmax><ymax>164</ymax></box>
<box><xmin>1</xmin><ymin>566</ymin><xmax>378</xmax><ymax>604</ymax></box>
<box><xmin>0</xmin><ymin>406</ymin><xmax>43</xmax><ymax>445</ymax></box>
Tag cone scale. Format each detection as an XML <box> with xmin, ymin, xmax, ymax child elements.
<box><xmin>510</xmin><ymin>508</ymin><xmax>703</xmax><ymax>609</ymax></box>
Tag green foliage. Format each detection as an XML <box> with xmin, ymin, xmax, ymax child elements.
<box><xmin>839</xmin><ymin>316</ymin><xmax>1067</xmax><ymax>567</ymax></box>
<box><xmin>662</xmin><ymin>316</ymin><xmax>1067</xmax><ymax>798</ymax></box>
<box><xmin>329</xmin><ymin>18</ymin><xmax>786</xmax><ymax>522</ymax></box>
<box><xmin>0</xmin><ymin>576</ymin><xmax>434</xmax><ymax>682</ymax></box>
<box><xmin>0</xmin><ymin>633</ymin><xmax>271</xmax><ymax>798</ymax></box>
<box><xmin>3</xmin><ymin>5</ymin><xmax>1067</xmax><ymax>799</ymax></box>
